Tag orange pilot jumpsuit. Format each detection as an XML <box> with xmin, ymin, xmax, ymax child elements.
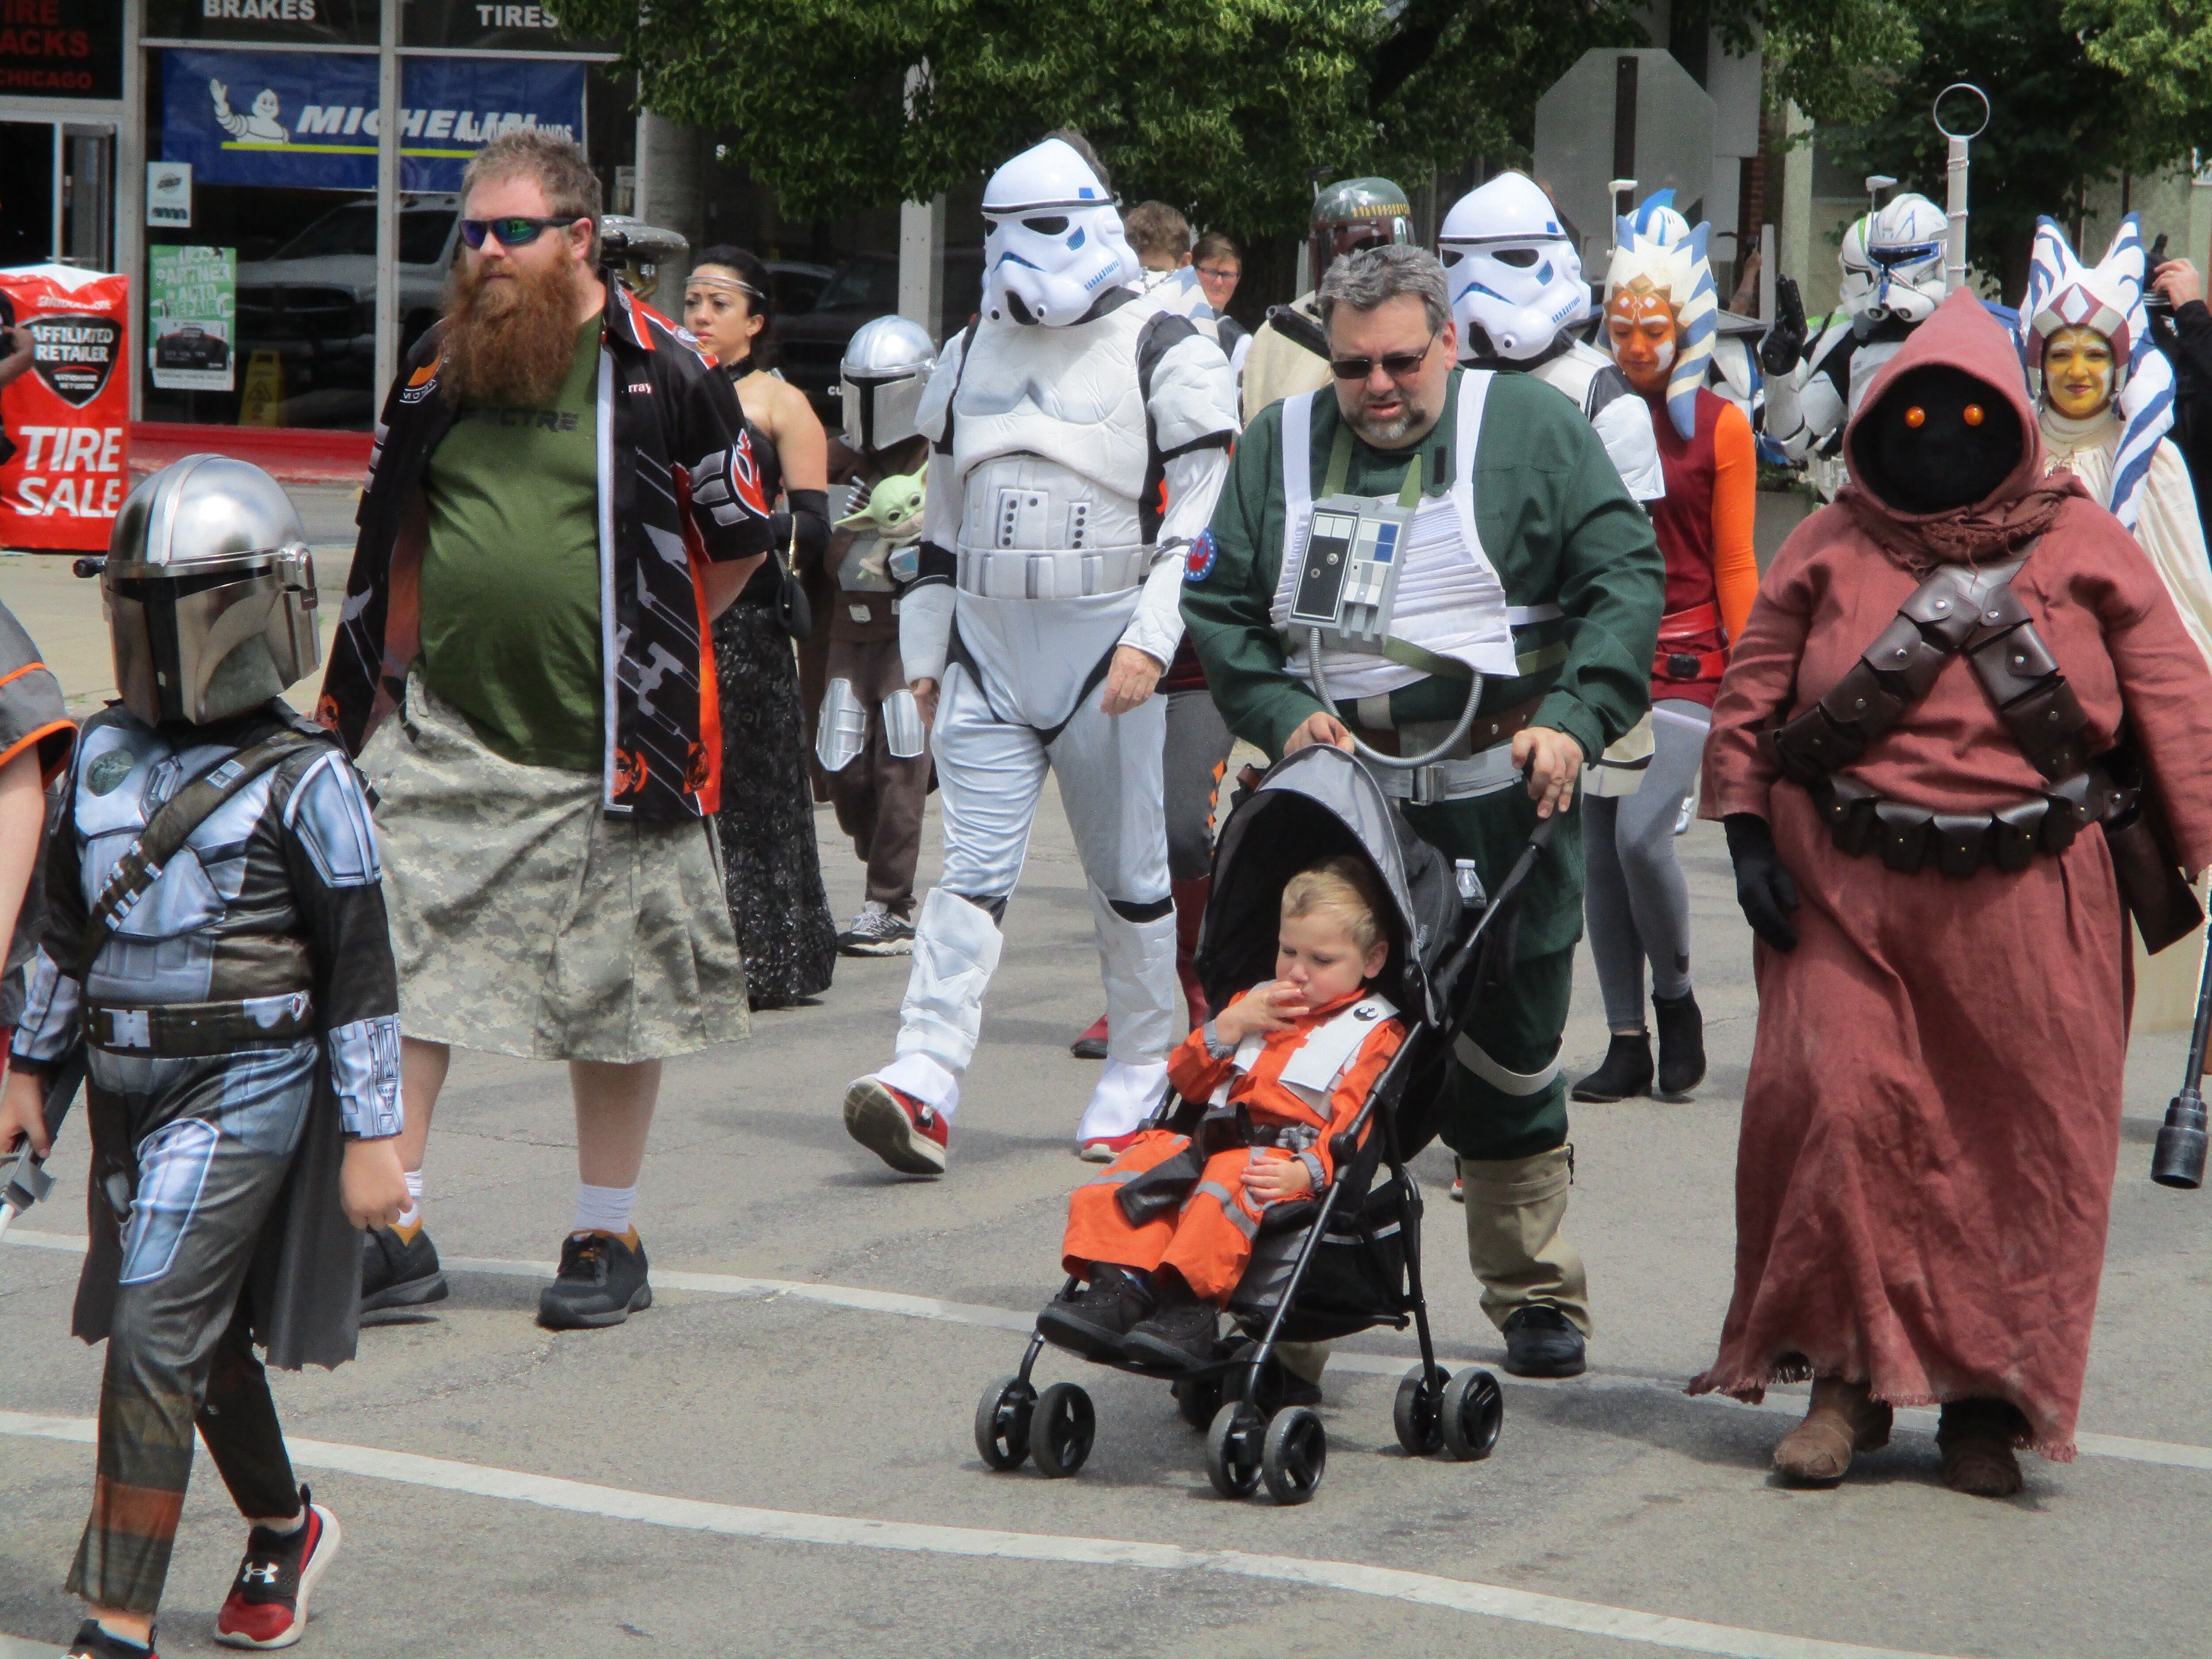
<box><xmin>1061</xmin><ymin>987</ymin><xmax>1406</xmax><ymax>1306</ymax></box>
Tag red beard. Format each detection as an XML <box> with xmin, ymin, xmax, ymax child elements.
<box><xmin>438</xmin><ymin>253</ymin><xmax>582</xmax><ymax>406</ymax></box>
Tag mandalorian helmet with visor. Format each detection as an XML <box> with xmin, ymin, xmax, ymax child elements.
<box><xmin>840</xmin><ymin>314</ymin><xmax>937</xmax><ymax>453</ymax></box>
<box><xmin>103</xmin><ymin>455</ymin><xmax>319</xmax><ymax>727</ymax></box>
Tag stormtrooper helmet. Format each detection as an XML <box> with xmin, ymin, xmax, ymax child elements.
<box><xmin>840</xmin><ymin>314</ymin><xmax>937</xmax><ymax>453</ymax></box>
<box><xmin>104</xmin><ymin>455</ymin><xmax>318</xmax><ymax>727</ymax></box>
<box><xmin>1436</xmin><ymin>172</ymin><xmax>1589</xmax><ymax>361</ymax></box>
<box><xmin>1310</xmin><ymin>177</ymin><xmax>1414</xmax><ymax>285</ymax></box>
<box><xmin>1864</xmin><ymin>192</ymin><xmax>1948</xmax><ymax>323</ymax></box>
<box><xmin>1836</xmin><ymin>215</ymin><xmax>1875</xmax><ymax>315</ymax></box>
<box><xmin>980</xmin><ymin>138</ymin><xmax>1138</xmax><ymax>326</ymax></box>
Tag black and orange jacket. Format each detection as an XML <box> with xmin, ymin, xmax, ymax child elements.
<box><xmin>318</xmin><ymin>277</ymin><xmax>775</xmax><ymax>820</ymax></box>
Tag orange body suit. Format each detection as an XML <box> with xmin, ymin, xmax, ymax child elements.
<box><xmin>1061</xmin><ymin>987</ymin><xmax>1406</xmax><ymax>1305</ymax></box>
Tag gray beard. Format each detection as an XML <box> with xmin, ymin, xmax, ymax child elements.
<box><xmin>1349</xmin><ymin>401</ymin><xmax>1425</xmax><ymax>447</ymax></box>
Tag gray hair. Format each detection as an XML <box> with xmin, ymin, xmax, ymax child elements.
<box><xmin>1315</xmin><ymin>244</ymin><xmax>1449</xmax><ymax>335</ymax></box>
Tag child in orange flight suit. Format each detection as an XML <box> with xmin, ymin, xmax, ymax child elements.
<box><xmin>1039</xmin><ymin>856</ymin><xmax>1405</xmax><ymax>1371</ymax></box>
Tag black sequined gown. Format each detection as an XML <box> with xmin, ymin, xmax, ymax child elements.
<box><xmin>712</xmin><ymin>395</ymin><xmax>837</xmax><ymax>1008</ymax></box>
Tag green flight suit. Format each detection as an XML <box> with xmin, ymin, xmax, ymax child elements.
<box><xmin>1182</xmin><ymin>368</ymin><xmax>1663</xmax><ymax>1161</ymax></box>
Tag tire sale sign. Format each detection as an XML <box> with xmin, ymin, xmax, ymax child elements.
<box><xmin>0</xmin><ymin>264</ymin><xmax>129</xmax><ymax>552</ymax></box>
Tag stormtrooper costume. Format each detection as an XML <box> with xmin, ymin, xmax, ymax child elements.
<box><xmin>1440</xmin><ymin>171</ymin><xmax>1664</xmax><ymax>504</ymax></box>
<box><xmin>842</xmin><ymin>138</ymin><xmax>1239</xmax><ymax>1174</ymax></box>
<box><xmin>1763</xmin><ymin>192</ymin><xmax>1948</xmax><ymax>493</ymax></box>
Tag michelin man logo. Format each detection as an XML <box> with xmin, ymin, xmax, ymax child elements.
<box><xmin>210</xmin><ymin>80</ymin><xmax>288</xmax><ymax>144</ymax></box>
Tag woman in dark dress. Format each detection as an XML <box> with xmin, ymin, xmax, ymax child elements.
<box><xmin>682</xmin><ymin>246</ymin><xmax>838</xmax><ymax>1007</ymax></box>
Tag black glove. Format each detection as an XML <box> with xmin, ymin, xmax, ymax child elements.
<box><xmin>788</xmin><ymin>487</ymin><xmax>831</xmax><ymax>574</ymax></box>
<box><xmin>1724</xmin><ymin>813</ymin><xmax>1800</xmax><ymax>952</ymax></box>
<box><xmin>1758</xmin><ymin>275</ymin><xmax>1807</xmax><ymax>378</ymax></box>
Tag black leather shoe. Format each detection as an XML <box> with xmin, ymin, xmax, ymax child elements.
<box><xmin>1652</xmin><ymin>989</ymin><xmax>1706</xmax><ymax>1101</ymax></box>
<box><xmin>538</xmin><ymin>1231</ymin><xmax>653</xmax><ymax>1330</ymax></box>
<box><xmin>1502</xmin><ymin>1305</ymin><xmax>1586</xmax><ymax>1377</ymax></box>
<box><xmin>361</xmin><ymin>1225</ymin><xmax>449</xmax><ymax>1316</ymax></box>
<box><xmin>1037</xmin><ymin>1265</ymin><xmax>1155</xmax><ymax>1360</ymax></box>
<box><xmin>1570</xmin><ymin>1032</ymin><xmax>1653</xmax><ymax>1102</ymax></box>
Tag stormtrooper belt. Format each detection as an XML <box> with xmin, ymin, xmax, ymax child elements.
<box><xmin>956</xmin><ymin>544</ymin><xmax>1150</xmax><ymax>601</ymax></box>
<box><xmin>86</xmin><ymin>991</ymin><xmax>315</xmax><ymax>1058</ymax></box>
<box><xmin>1350</xmin><ymin>694</ymin><xmax>1543</xmax><ymax>806</ymax></box>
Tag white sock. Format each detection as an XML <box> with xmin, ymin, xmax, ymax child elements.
<box><xmin>572</xmin><ymin>1182</ymin><xmax>637</xmax><ymax>1236</ymax></box>
<box><xmin>395</xmin><ymin>1167</ymin><xmax>424</xmax><ymax>1233</ymax></box>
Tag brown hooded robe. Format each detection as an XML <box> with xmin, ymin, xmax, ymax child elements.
<box><xmin>1690</xmin><ymin>289</ymin><xmax>2212</xmax><ymax>1457</ymax></box>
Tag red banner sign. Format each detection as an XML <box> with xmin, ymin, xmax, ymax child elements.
<box><xmin>0</xmin><ymin>264</ymin><xmax>129</xmax><ymax>551</ymax></box>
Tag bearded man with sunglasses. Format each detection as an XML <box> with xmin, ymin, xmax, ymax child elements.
<box><xmin>1184</xmin><ymin>244</ymin><xmax>1663</xmax><ymax>1379</ymax></box>
<box><xmin>320</xmin><ymin>129</ymin><xmax>774</xmax><ymax>1330</ymax></box>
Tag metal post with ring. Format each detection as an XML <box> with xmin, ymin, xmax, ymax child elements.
<box><xmin>1935</xmin><ymin>83</ymin><xmax>1990</xmax><ymax>295</ymax></box>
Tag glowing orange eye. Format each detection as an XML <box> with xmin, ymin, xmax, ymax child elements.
<box><xmin>1963</xmin><ymin>404</ymin><xmax>1985</xmax><ymax>426</ymax></box>
<box><xmin>1905</xmin><ymin>406</ymin><xmax>1926</xmax><ymax>428</ymax></box>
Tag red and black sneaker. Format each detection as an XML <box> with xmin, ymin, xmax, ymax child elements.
<box><xmin>213</xmin><ymin>1486</ymin><xmax>339</xmax><ymax>1649</ymax></box>
<box><xmin>842</xmin><ymin>1077</ymin><xmax>950</xmax><ymax>1175</ymax></box>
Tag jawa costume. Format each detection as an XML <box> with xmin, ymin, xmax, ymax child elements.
<box><xmin>11</xmin><ymin>457</ymin><xmax>403</xmax><ymax>1652</ymax></box>
<box><xmin>1046</xmin><ymin>984</ymin><xmax>1403</xmax><ymax>1367</ymax></box>
<box><xmin>1694</xmin><ymin>289</ymin><xmax>2212</xmax><ymax>1494</ymax></box>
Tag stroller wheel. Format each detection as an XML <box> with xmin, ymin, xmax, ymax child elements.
<box><xmin>1262</xmin><ymin>1406</ymin><xmax>1327</xmax><ymax>1505</ymax></box>
<box><xmin>1440</xmin><ymin>1367</ymin><xmax>1505</xmax><ymax>1461</ymax></box>
<box><xmin>1173</xmin><ymin>1372</ymin><xmax>1223</xmax><ymax>1431</ymax></box>
<box><xmin>975</xmin><ymin>1375</ymin><xmax>1036</xmax><ymax>1471</ymax></box>
<box><xmin>1204</xmin><ymin>1401</ymin><xmax>1266</xmax><ymax>1498</ymax></box>
<box><xmin>1028</xmin><ymin>1382</ymin><xmax>1096</xmax><ymax>1478</ymax></box>
<box><xmin>1392</xmin><ymin>1363</ymin><xmax>1450</xmax><ymax>1457</ymax></box>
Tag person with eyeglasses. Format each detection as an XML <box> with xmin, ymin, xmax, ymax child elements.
<box><xmin>1240</xmin><ymin>177</ymin><xmax>1414</xmax><ymax>425</ymax></box>
<box><xmin>320</xmin><ymin>129</ymin><xmax>776</xmax><ymax>1333</ymax></box>
<box><xmin>1192</xmin><ymin>232</ymin><xmax>1248</xmax><ymax>377</ymax></box>
<box><xmin>1183</xmin><ymin>243</ymin><xmax>1664</xmax><ymax>1381</ymax></box>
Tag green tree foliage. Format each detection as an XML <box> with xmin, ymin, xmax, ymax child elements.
<box><xmin>553</xmin><ymin>0</ymin><xmax>1645</xmax><ymax>243</ymax></box>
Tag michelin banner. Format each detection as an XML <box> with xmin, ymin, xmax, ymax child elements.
<box><xmin>160</xmin><ymin>48</ymin><xmax>585</xmax><ymax>193</ymax></box>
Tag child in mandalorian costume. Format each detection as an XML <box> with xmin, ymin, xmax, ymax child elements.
<box><xmin>0</xmin><ymin>457</ymin><xmax>409</xmax><ymax>1659</ymax></box>
<box><xmin>820</xmin><ymin>315</ymin><xmax>938</xmax><ymax>958</ymax></box>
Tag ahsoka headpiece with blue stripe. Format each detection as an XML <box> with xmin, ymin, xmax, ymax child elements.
<box><xmin>979</xmin><ymin>137</ymin><xmax>1139</xmax><ymax>327</ymax></box>
<box><xmin>1604</xmin><ymin>189</ymin><xmax>1716</xmax><ymax>440</ymax></box>
<box><xmin>2017</xmin><ymin>212</ymin><xmax>2172</xmax><ymax>531</ymax></box>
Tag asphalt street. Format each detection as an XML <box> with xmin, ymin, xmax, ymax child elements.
<box><xmin>5</xmin><ymin>490</ymin><xmax>2212</xmax><ymax>1659</ymax></box>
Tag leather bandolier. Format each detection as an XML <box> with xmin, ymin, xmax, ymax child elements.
<box><xmin>1765</xmin><ymin>545</ymin><xmax>2204</xmax><ymax>951</ymax></box>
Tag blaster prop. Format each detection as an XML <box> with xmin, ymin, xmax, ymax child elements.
<box><xmin>0</xmin><ymin>1048</ymin><xmax>85</xmax><ymax>1243</ymax></box>
<box><xmin>2152</xmin><ymin>936</ymin><xmax>2212</xmax><ymax>1189</ymax></box>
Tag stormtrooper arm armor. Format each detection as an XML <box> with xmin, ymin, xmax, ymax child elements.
<box><xmin>1121</xmin><ymin>445</ymin><xmax>1230</xmax><ymax>667</ymax></box>
<box><xmin>1583</xmin><ymin>371</ymin><xmax>1667</xmax><ymax>502</ymax></box>
<box><xmin>1764</xmin><ymin>324</ymin><xmax>1851</xmax><ymax>463</ymax></box>
<box><xmin>900</xmin><ymin>581</ymin><xmax>956</xmax><ymax>686</ymax></box>
<box><xmin>899</xmin><ymin>329</ymin><xmax>969</xmax><ymax>687</ymax></box>
<box><xmin>1121</xmin><ymin>322</ymin><xmax>1239</xmax><ymax>667</ymax></box>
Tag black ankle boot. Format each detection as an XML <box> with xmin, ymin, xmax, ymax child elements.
<box><xmin>1570</xmin><ymin>1031</ymin><xmax>1652</xmax><ymax>1102</ymax></box>
<box><xmin>1652</xmin><ymin>989</ymin><xmax>1706</xmax><ymax>1101</ymax></box>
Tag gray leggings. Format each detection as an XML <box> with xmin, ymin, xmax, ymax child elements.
<box><xmin>1583</xmin><ymin>699</ymin><xmax>1709</xmax><ymax>1030</ymax></box>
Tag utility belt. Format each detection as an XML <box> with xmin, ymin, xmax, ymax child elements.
<box><xmin>954</xmin><ymin>543</ymin><xmax>1149</xmax><ymax>601</ymax></box>
<box><xmin>85</xmin><ymin>991</ymin><xmax>315</xmax><ymax>1059</ymax></box>
<box><xmin>1349</xmin><ymin>693</ymin><xmax>1543</xmax><ymax>806</ymax></box>
<box><xmin>1766</xmin><ymin>541</ymin><xmax>2202</xmax><ymax>949</ymax></box>
<box><xmin>1654</xmin><ymin>600</ymin><xmax>1727</xmax><ymax>684</ymax></box>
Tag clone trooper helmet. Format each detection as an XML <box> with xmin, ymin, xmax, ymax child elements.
<box><xmin>1310</xmin><ymin>177</ymin><xmax>1413</xmax><ymax>285</ymax></box>
<box><xmin>980</xmin><ymin>138</ymin><xmax>1138</xmax><ymax>326</ymax></box>
<box><xmin>104</xmin><ymin>455</ymin><xmax>318</xmax><ymax>727</ymax></box>
<box><xmin>1863</xmin><ymin>192</ymin><xmax>1949</xmax><ymax>323</ymax></box>
<box><xmin>1836</xmin><ymin>215</ymin><xmax>1875</xmax><ymax>314</ymax></box>
<box><xmin>1436</xmin><ymin>172</ymin><xmax>1589</xmax><ymax>361</ymax></box>
<box><xmin>841</xmin><ymin>314</ymin><xmax>937</xmax><ymax>452</ymax></box>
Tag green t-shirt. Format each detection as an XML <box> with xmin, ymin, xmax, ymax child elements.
<box><xmin>419</xmin><ymin>316</ymin><xmax>604</xmax><ymax>772</ymax></box>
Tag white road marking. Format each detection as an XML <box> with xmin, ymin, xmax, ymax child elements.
<box><xmin>0</xmin><ymin>1408</ymin><xmax>1966</xmax><ymax>1659</ymax></box>
<box><xmin>11</xmin><ymin>1228</ymin><xmax>2212</xmax><ymax>1473</ymax></box>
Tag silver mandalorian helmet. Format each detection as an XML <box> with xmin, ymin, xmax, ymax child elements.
<box><xmin>104</xmin><ymin>455</ymin><xmax>319</xmax><ymax>727</ymax></box>
<box><xmin>840</xmin><ymin>314</ymin><xmax>937</xmax><ymax>453</ymax></box>
<box><xmin>1310</xmin><ymin>177</ymin><xmax>1413</xmax><ymax>284</ymax></box>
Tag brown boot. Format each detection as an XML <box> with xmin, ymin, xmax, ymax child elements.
<box><xmin>1936</xmin><ymin>1399</ymin><xmax>2025</xmax><ymax>1498</ymax></box>
<box><xmin>1771</xmin><ymin>1377</ymin><xmax>1893</xmax><ymax>1485</ymax></box>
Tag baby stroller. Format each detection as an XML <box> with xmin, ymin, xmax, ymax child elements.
<box><xmin>973</xmin><ymin>743</ymin><xmax>1557</xmax><ymax>1505</ymax></box>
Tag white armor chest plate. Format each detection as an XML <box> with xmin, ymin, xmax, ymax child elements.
<box><xmin>951</xmin><ymin>306</ymin><xmax>1152</xmax><ymax>512</ymax></box>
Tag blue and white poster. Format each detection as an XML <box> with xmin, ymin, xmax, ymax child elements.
<box><xmin>160</xmin><ymin>49</ymin><xmax>585</xmax><ymax>193</ymax></box>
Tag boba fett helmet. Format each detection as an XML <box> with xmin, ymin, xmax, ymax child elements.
<box><xmin>104</xmin><ymin>455</ymin><xmax>319</xmax><ymax>727</ymax></box>
<box><xmin>840</xmin><ymin>314</ymin><xmax>937</xmax><ymax>453</ymax></box>
<box><xmin>1310</xmin><ymin>176</ymin><xmax>1414</xmax><ymax>284</ymax></box>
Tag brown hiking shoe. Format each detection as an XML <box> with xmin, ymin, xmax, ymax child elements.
<box><xmin>1936</xmin><ymin>1399</ymin><xmax>2025</xmax><ymax>1498</ymax></box>
<box><xmin>1772</xmin><ymin>1377</ymin><xmax>1893</xmax><ymax>1485</ymax></box>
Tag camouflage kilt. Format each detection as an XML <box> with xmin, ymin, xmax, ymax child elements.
<box><xmin>359</xmin><ymin>668</ymin><xmax>749</xmax><ymax>1062</ymax></box>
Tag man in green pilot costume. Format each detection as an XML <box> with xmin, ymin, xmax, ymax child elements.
<box><xmin>1182</xmin><ymin>244</ymin><xmax>1662</xmax><ymax>1377</ymax></box>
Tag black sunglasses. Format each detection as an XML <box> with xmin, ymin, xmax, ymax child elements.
<box><xmin>1329</xmin><ymin>330</ymin><xmax>1438</xmax><ymax>381</ymax></box>
<box><xmin>459</xmin><ymin>215</ymin><xmax>586</xmax><ymax>250</ymax></box>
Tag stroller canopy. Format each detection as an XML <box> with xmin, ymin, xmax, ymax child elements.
<box><xmin>1197</xmin><ymin>746</ymin><xmax>1462</xmax><ymax>1031</ymax></box>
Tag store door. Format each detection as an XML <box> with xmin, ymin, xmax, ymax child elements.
<box><xmin>0</xmin><ymin>123</ymin><xmax>54</xmax><ymax>269</ymax></box>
